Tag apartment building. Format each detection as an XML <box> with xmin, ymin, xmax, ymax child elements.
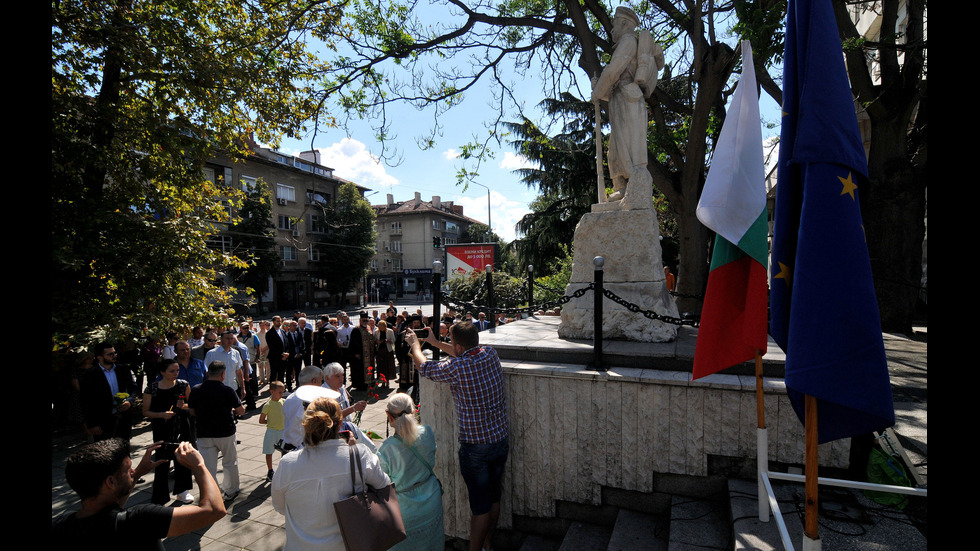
<box><xmin>206</xmin><ymin>139</ymin><xmax>371</xmax><ymax>313</ymax></box>
<box><xmin>369</xmin><ymin>192</ymin><xmax>482</xmax><ymax>300</ymax></box>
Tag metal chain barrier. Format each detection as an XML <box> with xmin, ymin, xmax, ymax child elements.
<box><xmin>439</xmin><ymin>283</ymin><xmax>595</xmax><ymax>319</ymax></box>
<box><xmin>601</xmin><ymin>288</ymin><xmax>701</xmax><ymax>327</ymax></box>
<box><xmin>438</xmin><ymin>271</ymin><xmax>702</xmax><ymax>328</ymax></box>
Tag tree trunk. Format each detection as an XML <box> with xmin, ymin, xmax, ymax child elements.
<box><xmin>674</xmin><ymin>206</ymin><xmax>712</xmax><ymax>316</ymax></box>
<box><xmin>862</xmin><ymin>116</ymin><xmax>926</xmax><ymax>333</ymax></box>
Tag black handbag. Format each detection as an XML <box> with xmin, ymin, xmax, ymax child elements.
<box><xmin>333</xmin><ymin>444</ymin><xmax>407</xmax><ymax>551</ymax></box>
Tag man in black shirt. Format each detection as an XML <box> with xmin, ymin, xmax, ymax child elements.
<box><xmin>52</xmin><ymin>438</ymin><xmax>225</xmax><ymax>549</ymax></box>
<box><xmin>188</xmin><ymin>360</ymin><xmax>246</xmax><ymax>501</ymax></box>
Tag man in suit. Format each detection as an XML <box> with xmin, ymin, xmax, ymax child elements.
<box><xmin>297</xmin><ymin>317</ymin><xmax>314</xmax><ymax>367</ymax></box>
<box><xmin>284</xmin><ymin>320</ymin><xmax>305</xmax><ymax>391</ymax></box>
<box><xmin>265</xmin><ymin>316</ymin><xmax>288</xmax><ymax>389</ymax></box>
<box><xmin>475</xmin><ymin>312</ymin><xmax>491</xmax><ymax>331</ymax></box>
<box><xmin>80</xmin><ymin>342</ymin><xmax>139</xmax><ymax>442</ymax></box>
<box><xmin>190</xmin><ymin>331</ymin><xmax>218</xmax><ymax>362</ymax></box>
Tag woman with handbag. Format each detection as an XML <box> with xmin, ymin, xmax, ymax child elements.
<box><xmin>377</xmin><ymin>393</ymin><xmax>445</xmax><ymax>551</ymax></box>
<box><xmin>272</xmin><ymin>396</ymin><xmax>393</xmax><ymax>551</ymax></box>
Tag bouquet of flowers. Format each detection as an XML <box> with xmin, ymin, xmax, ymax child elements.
<box><xmin>352</xmin><ymin>368</ymin><xmax>382</xmax><ymax>425</ymax></box>
<box><xmin>113</xmin><ymin>392</ymin><xmax>130</xmax><ymax>408</ymax></box>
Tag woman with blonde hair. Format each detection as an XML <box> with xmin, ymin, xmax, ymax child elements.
<box><xmin>272</xmin><ymin>396</ymin><xmax>391</xmax><ymax>551</ymax></box>
<box><xmin>377</xmin><ymin>393</ymin><xmax>444</xmax><ymax>550</ymax></box>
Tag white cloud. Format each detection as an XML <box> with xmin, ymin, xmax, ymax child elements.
<box><xmin>498</xmin><ymin>151</ymin><xmax>536</xmax><ymax>172</ymax></box>
<box><xmin>454</xmin><ymin>189</ymin><xmax>531</xmax><ymax>243</ymax></box>
<box><xmin>443</xmin><ymin>148</ymin><xmax>460</xmax><ymax>160</ymax></box>
<box><xmin>303</xmin><ymin>138</ymin><xmax>400</xmax><ymax>189</ymax></box>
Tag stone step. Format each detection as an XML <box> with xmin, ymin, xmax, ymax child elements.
<box><xmin>519</xmin><ymin>534</ymin><xmax>560</xmax><ymax>551</ymax></box>
<box><xmin>728</xmin><ymin>477</ymin><xmax>928</xmax><ymax>550</ymax></box>
<box><xmin>557</xmin><ymin>521</ymin><xmax>613</xmax><ymax>551</ymax></box>
<box><xmin>667</xmin><ymin>494</ymin><xmax>731</xmax><ymax>551</ymax></box>
<box><xmin>607</xmin><ymin>509</ymin><xmax>667</xmax><ymax>551</ymax></box>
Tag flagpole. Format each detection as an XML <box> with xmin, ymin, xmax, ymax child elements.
<box><xmin>803</xmin><ymin>394</ymin><xmax>821</xmax><ymax>550</ymax></box>
<box><xmin>755</xmin><ymin>349</ymin><xmax>769</xmax><ymax>521</ymax></box>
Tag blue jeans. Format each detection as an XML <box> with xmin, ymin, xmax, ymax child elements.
<box><xmin>458</xmin><ymin>439</ymin><xmax>509</xmax><ymax>515</ymax></box>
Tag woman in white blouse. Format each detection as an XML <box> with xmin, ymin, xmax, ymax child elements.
<box><xmin>272</xmin><ymin>397</ymin><xmax>391</xmax><ymax>551</ymax></box>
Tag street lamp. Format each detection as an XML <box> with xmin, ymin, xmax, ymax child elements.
<box><xmin>470</xmin><ymin>181</ymin><xmax>491</xmax><ymax>243</ymax></box>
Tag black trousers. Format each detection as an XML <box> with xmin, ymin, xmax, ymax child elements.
<box><xmin>269</xmin><ymin>358</ymin><xmax>286</xmax><ymax>386</ymax></box>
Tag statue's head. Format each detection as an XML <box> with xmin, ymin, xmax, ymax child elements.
<box><xmin>613</xmin><ymin>6</ymin><xmax>639</xmax><ymax>41</ymax></box>
<box><xmin>615</xmin><ymin>6</ymin><xmax>639</xmax><ymax>27</ymax></box>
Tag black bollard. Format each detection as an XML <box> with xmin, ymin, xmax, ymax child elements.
<box><xmin>593</xmin><ymin>256</ymin><xmax>605</xmax><ymax>371</ymax></box>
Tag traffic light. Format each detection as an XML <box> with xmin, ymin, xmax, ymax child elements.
<box><xmin>433</xmin><ymin>236</ymin><xmax>441</xmax><ymax>248</ymax></box>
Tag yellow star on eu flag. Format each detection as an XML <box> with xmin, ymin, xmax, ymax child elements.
<box><xmin>839</xmin><ymin>172</ymin><xmax>858</xmax><ymax>201</ymax></box>
<box><xmin>773</xmin><ymin>261</ymin><xmax>791</xmax><ymax>284</ymax></box>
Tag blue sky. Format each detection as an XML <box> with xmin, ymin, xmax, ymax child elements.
<box><xmin>270</xmin><ymin>23</ymin><xmax>784</xmax><ymax>244</ymax></box>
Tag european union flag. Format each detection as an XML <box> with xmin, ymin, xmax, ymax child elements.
<box><xmin>769</xmin><ymin>0</ymin><xmax>894</xmax><ymax>444</ymax></box>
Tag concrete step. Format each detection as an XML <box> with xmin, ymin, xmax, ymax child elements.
<box><xmin>558</xmin><ymin>521</ymin><xmax>613</xmax><ymax>551</ymax></box>
<box><xmin>519</xmin><ymin>534</ymin><xmax>560</xmax><ymax>551</ymax></box>
<box><xmin>607</xmin><ymin>509</ymin><xmax>667</xmax><ymax>551</ymax></box>
<box><xmin>667</xmin><ymin>494</ymin><xmax>730</xmax><ymax>551</ymax></box>
<box><xmin>728</xmin><ymin>477</ymin><xmax>928</xmax><ymax>550</ymax></box>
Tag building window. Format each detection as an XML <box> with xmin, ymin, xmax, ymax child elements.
<box><xmin>281</xmin><ymin>246</ymin><xmax>297</xmax><ymax>261</ymax></box>
<box><xmin>390</xmin><ymin>221</ymin><xmax>402</xmax><ymax>234</ymax></box>
<box><xmin>307</xmin><ymin>189</ymin><xmax>331</xmax><ymax>206</ymax></box>
<box><xmin>277</xmin><ymin>215</ymin><xmax>295</xmax><ymax>231</ymax></box>
<box><xmin>309</xmin><ymin>246</ymin><xmax>321</xmax><ymax>262</ymax></box>
<box><xmin>432</xmin><ymin>219</ymin><xmax>441</xmax><ymax>230</ymax></box>
<box><xmin>370</xmin><ymin>259</ymin><xmax>378</xmax><ymax>270</ymax></box>
<box><xmin>392</xmin><ymin>259</ymin><xmax>402</xmax><ymax>271</ymax></box>
<box><xmin>446</xmin><ymin>221</ymin><xmax>459</xmax><ymax>234</ymax></box>
<box><xmin>277</xmin><ymin>184</ymin><xmax>295</xmax><ymax>203</ymax></box>
<box><xmin>208</xmin><ymin>235</ymin><xmax>234</xmax><ymax>254</ymax></box>
<box><xmin>310</xmin><ymin>214</ymin><xmax>328</xmax><ymax>234</ymax></box>
<box><xmin>241</xmin><ymin>175</ymin><xmax>258</xmax><ymax>193</ymax></box>
<box><xmin>391</xmin><ymin>240</ymin><xmax>402</xmax><ymax>252</ymax></box>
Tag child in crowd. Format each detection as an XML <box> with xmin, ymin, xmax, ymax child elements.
<box><xmin>259</xmin><ymin>381</ymin><xmax>287</xmax><ymax>482</ymax></box>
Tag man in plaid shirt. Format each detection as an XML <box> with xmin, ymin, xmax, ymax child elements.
<box><xmin>405</xmin><ymin>321</ymin><xmax>509</xmax><ymax>551</ymax></box>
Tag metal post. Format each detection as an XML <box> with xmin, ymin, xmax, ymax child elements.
<box><xmin>593</xmin><ymin>256</ymin><xmax>605</xmax><ymax>371</ymax></box>
<box><xmin>486</xmin><ymin>264</ymin><xmax>495</xmax><ymax>330</ymax></box>
<box><xmin>431</xmin><ymin>261</ymin><xmax>442</xmax><ymax>363</ymax></box>
<box><xmin>527</xmin><ymin>264</ymin><xmax>534</xmax><ymax>319</ymax></box>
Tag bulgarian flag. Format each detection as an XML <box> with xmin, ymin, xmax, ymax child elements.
<box><xmin>693</xmin><ymin>40</ymin><xmax>769</xmax><ymax>380</ymax></box>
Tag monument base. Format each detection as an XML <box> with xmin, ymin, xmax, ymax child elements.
<box><xmin>558</xmin><ymin>205</ymin><xmax>678</xmax><ymax>342</ymax></box>
<box><xmin>558</xmin><ymin>281</ymin><xmax>678</xmax><ymax>341</ymax></box>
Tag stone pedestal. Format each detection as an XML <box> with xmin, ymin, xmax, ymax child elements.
<box><xmin>558</xmin><ymin>205</ymin><xmax>678</xmax><ymax>342</ymax></box>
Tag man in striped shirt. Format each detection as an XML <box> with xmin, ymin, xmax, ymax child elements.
<box><xmin>406</xmin><ymin>321</ymin><xmax>509</xmax><ymax>551</ymax></box>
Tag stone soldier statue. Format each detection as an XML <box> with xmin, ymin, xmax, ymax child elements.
<box><xmin>591</xmin><ymin>6</ymin><xmax>665</xmax><ymax>210</ymax></box>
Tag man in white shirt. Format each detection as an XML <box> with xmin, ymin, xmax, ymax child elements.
<box><xmin>336</xmin><ymin>312</ymin><xmax>355</xmax><ymax>384</ymax></box>
<box><xmin>281</xmin><ymin>366</ymin><xmax>338</xmax><ymax>451</ymax></box>
<box><xmin>204</xmin><ymin>331</ymin><xmax>245</xmax><ymax>402</ymax></box>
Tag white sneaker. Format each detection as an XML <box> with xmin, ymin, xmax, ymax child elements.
<box><xmin>177</xmin><ymin>490</ymin><xmax>195</xmax><ymax>504</ymax></box>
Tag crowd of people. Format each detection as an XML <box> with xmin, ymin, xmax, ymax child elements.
<box><xmin>56</xmin><ymin>307</ymin><xmax>512</xmax><ymax>551</ymax></box>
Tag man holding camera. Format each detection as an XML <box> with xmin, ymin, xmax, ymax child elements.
<box><xmin>53</xmin><ymin>438</ymin><xmax>226</xmax><ymax>549</ymax></box>
<box><xmin>404</xmin><ymin>321</ymin><xmax>509</xmax><ymax>551</ymax></box>
<box><xmin>188</xmin><ymin>361</ymin><xmax>245</xmax><ymax>502</ymax></box>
